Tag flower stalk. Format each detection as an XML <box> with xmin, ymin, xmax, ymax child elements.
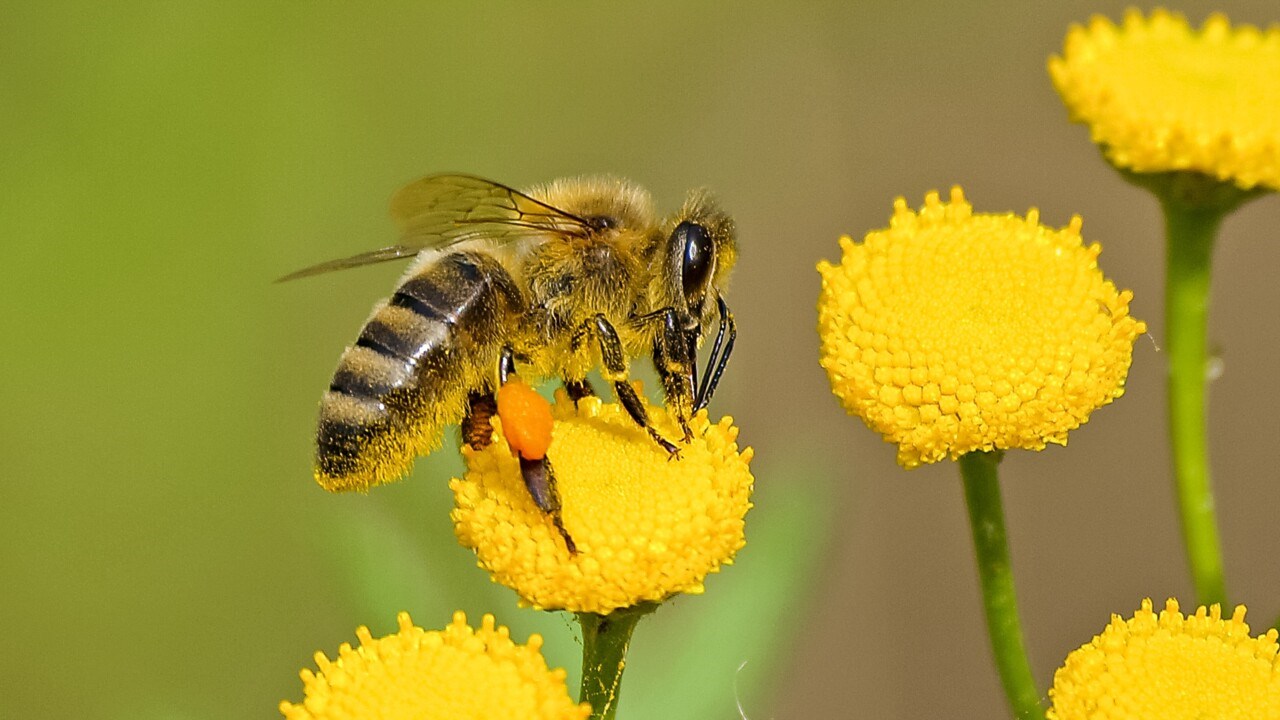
<box><xmin>1123</xmin><ymin>169</ymin><xmax>1263</xmax><ymax>609</ymax></box>
<box><xmin>1160</xmin><ymin>192</ymin><xmax>1228</xmax><ymax>609</ymax></box>
<box><xmin>959</xmin><ymin>451</ymin><xmax>1044</xmax><ymax>720</ymax></box>
<box><xmin>1052</xmin><ymin>6</ymin><xmax>1280</xmax><ymax>611</ymax></box>
<box><xmin>577</xmin><ymin>603</ymin><xmax>656</xmax><ymax>720</ymax></box>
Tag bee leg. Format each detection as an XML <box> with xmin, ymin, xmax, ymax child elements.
<box><xmin>588</xmin><ymin>314</ymin><xmax>681</xmax><ymax>458</ymax></box>
<box><xmin>498</xmin><ymin>345</ymin><xmax>517</xmax><ymax>384</ymax></box>
<box><xmin>495</xmin><ymin>346</ymin><xmax>576</xmax><ymax>553</ymax></box>
<box><xmin>461</xmin><ymin>391</ymin><xmax>498</xmax><ymax>450</ymax></box>
<box><xmin>563</xmin><ymin>378</ymin><xmax>596</xmax><ymax>407</ymax></box>
<box><xmin>518</xmin><ymin>456</ymin><xmax>576</xmax><ymax>554</ymax></box>
<box><xmin>650</xmin><ymin>308</ymin><xmax>695</xmax><ymax>442</ymax></box>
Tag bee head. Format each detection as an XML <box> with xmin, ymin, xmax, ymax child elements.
<box><xmin>659</xmin><ymin>190</ymin><xmax>737</xmax><ymax>330</ymax></box>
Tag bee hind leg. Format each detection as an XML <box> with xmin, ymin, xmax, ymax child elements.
<box><xmin>493</xmin><ymin>346</ymin><xmax>577</xmax><ymax>553</ymax></box>
<box><xmin>518</xmin><ymin>456</ymin><xmax>576</xmax><ymax>553</ymax></box>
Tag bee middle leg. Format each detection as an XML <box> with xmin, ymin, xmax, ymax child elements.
<box><xmin>581</xmin><ymin>314</ymin><xmax>681</xmax><ymax>457</ymax></box>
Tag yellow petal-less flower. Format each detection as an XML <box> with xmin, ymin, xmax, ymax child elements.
<box><xmin>280</xmin><ymin>612</ymin><xmax>590</xmax><ymax>720</ymax></box>
<box><xmin>1050</xmin><ymin>8</ymin><xmax>1280</xmax><ymax>192</ymax></box>
<box><xmin>1048</xmin><ymin>598</ymin><xmax>1280</xmax><ymax>719</ymax></box>
<box><xmin>451</xmin><ymin>391</ymin><xmax>753</xmax><ymax>615</ymax></box>
<box><xmin>816</xmin><ymin>188</ymin><xmax>1145</xmax><ymax>468</ymax></box>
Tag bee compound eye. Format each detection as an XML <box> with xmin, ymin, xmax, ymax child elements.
<box><xmin>677</xmin><ymin>221</ymin><xmax>714</xmax><ymax>303</ymax></box>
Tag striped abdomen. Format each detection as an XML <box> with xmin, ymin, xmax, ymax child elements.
<box><xmin>315</xmin><ymin>251</ymin><xmax>524</xmax><ymax>491</ymax></box>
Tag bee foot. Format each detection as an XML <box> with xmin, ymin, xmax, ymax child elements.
<box><xmin>553</xmin><ymin>516</ymin><xmax>578</xmax><ymax>554</ymax></box>
<box><xmin>650</xmin><ymin>431</ymin><xmax>682</xmax><ymax>458</ymax></box>
<box><xmin>655</xmin><ymin>436</ymin><xmax>683</xmax><ymax>461</ymax></box>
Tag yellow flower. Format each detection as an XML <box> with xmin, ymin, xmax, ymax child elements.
<box><xmin>1050</xmin><ymin>9</ymin><xmax>1280</xmax><ymax>192</ymax></box>
<box><xmin>816</xmin><ymin>188</ymin><xmax>1145</xmax><ymax>468</ymax></box>
<box><xmin>451</xmin><ymin>391</ymin><xmax>753</xmax><ymax>615</ymax></box>
<box><xmin>280</xmin><ymin>611</ymin><xmax>590</xmax><ymax>720</ymax></box>
<box><xmin>1048</xmin><ymin>598</ymin><xmax>1280</xmax><ymax>719</ymax></box>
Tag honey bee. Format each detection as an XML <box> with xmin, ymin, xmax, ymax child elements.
<box><xmin>281</xmin><ymin>174</ymin><xmax>737</xmax><ymax>550</ymax></box>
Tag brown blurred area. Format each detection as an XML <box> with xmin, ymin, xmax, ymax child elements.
<box><xmin>3</xmin><ymin>2</ymin><xmax>1278</xmax><ymax>718</ymax></box>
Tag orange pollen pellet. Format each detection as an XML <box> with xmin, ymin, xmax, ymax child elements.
<box><xmin>496</xmin><ymin>376</ymin><xmax>554</xmax><ymax>460</ymax></box>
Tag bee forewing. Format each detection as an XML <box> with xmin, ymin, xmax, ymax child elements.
<box><xmin>279</xmin><ymin>174</ymin><xmax>594</xmax><ymax>282</ymax></box>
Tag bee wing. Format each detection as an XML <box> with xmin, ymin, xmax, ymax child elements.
<box><xmin>274</xmin><ymin>245</ymin><xmax>428</xmax><ymax>282</ymax></box>
<box><xmin>276</xmin><ymin>174</ymin><xmax>593</xmax><ymax>282</ymax></box>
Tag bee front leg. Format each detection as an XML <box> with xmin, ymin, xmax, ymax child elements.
<box><xmin>586</xmin><ymin>314</ymin><xmax>681</xmax><ymax>457</ymax></box>
<box><xmin>650</xmin><ymin>308</ymin><xmax>695</xmax><ymax>442</ymax></box>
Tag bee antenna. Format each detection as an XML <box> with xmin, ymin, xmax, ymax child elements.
<box><xmin>694</xmin><ymin>295</ymin><xmax>736</xmax><ymax>411</ymax></box>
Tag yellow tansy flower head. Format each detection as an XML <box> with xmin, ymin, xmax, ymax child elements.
<box><xmin>451</xmin><ymin>391</ymin><xmax>753</xmax><ymax>615</ymax></box>
<box><xmin>1051</xmin><ymin>9</ymin><xmax>1280</xmax><ymax>192</ymax></box>
<box><xmin>280</xmin><ymin>611</ymin><xmax>590</xmax><ymax>720</ymax></box>
<box><xmin>1048</xmin><ymin>598</ymin><xmax>1280</xmax><ymax>719</ymax></box>
<box><xmin>816</xmin><ymin>188</ymin><xmax>1145</xmax><ymax>468</ymax></box>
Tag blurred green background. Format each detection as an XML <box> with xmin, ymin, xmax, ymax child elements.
<box><xmin>4</xmin><ymin>2</ymin><xmax>1279</xmax><ymax>718</ymax></box>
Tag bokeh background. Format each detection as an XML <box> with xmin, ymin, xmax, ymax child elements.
<box><xmin>4</xmin><ymin>2</ymin><xmax>1279</xmax><ymax>718</ymax></box>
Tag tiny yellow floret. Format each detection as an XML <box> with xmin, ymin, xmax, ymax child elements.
<box><xmin>279</xmin><ymin>611</ymin><xmax>590</xmax><ymax>720</ymax></box>
<box><xmin>1050</xmin><ymin>8</ymin><xmax>1280</xmax><ymax>191</ymax></box>
<box><xmin>451</xmin><ymin>391</ymin><xmax>754</xmax><ymax>614</ymax></box>
<box><xmin>817</xmin><ymin>187</ymin><xmax>1145</xmax><ymax>467</ymax></box>
<box><xmin>1048</xmin><ymin>598</ymin><xmax>1280</xmax><ymax>719</ymax></box>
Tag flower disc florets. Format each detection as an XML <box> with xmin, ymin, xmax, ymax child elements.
<box><xmin>280</xmin><ymin>612</ymin><xmax>590</xmax><ymax>720</ymax></box>
<box><xmin>1048</xmin><ymin>598</ymin><xmax>1280</xmax><ymax>719</ymax></box>
<box><xmin>1050</xmin><ymin>9</ymin><xmax>1280</xmax><ymax>191</ymax></box>
<box><xmin>817</xmin><ymin>187</ymin><xmax>1145</xmax><ymax>467</ymax></box>
<box><xmin>451</xmin><ymin>391</ymin><xmax>753</xmax><ymax>614</ymax></box>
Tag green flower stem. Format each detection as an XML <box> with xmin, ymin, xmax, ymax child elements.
<box><xmin>959</xmin><ymin>451</ymin><xmax>1044</xmax><ymax>720</ymax></box>
<box><xmin>1119</xmin><ymin>167</ymin><xmax>1261</xmax><ymax>608</ymax></box>
<box><xmin>577</xmin><ymin>603</ymin><xmax>656</xmax><ymax>720</ymax></box>
<box><xmin>1161</xmin><ymin>194</ymin><xmax>1229</xmax><ymax>609</ymax></box>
